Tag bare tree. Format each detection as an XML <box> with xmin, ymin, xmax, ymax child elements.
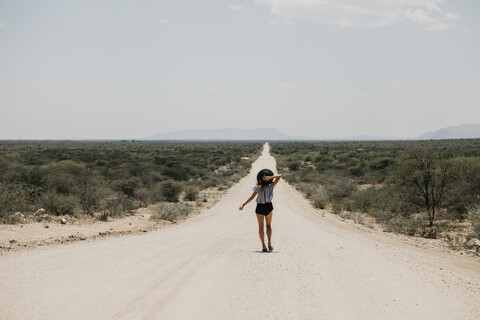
<box><xmin>397</xmin><ymin>150</ymin><xmax>453</xmax><ymax>227</ymax></box>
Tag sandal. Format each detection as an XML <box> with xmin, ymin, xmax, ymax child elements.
<box><xmin>268</xmin><ymin>244</ymin><xmax>274</xmax><ymax>251</ymax></box>
<box><xmin>262</xmin><ymin>247</ymin><xmax>268</xmax><ymax>252</ymax></box>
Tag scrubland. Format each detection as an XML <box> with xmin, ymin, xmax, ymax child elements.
<box><xmin>0</xmin><ymin>141</ymin><xmax>262</xmax><ymax>224</ymax></box>
<box><xmin>270</xmin><ymin>139</ymin><xmax>480</xmax><ymax>252</ymax></box>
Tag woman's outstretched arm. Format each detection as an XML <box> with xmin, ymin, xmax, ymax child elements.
<box><xmin>262</xmin><ymin>174</ymin><xmax>282</xmax><ymax>187</ymax></box>
<box><xmin>239</xmin><ymin>191</ymin><xmax>257</xmax><ymax>210</ymax></box>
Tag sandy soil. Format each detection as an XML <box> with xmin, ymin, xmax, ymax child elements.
<box><xmin>1</xmin><ymin>143</ymin><xmax>479</xmax><ymax>319</ymax></box>
<box><xmin>0</xmin><ymin>188</ymin><xmax>226</xmax><ymax>252</ymax></box>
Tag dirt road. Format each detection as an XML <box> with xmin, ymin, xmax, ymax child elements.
<box><xmin>1</xmin><ymin>144</ymin><xmax>479</xmax><ymax>320</ymax></box>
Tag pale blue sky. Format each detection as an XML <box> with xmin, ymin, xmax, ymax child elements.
<box><xmin>0</xmin><ymin>0</ymin><xmax>479</xmax><ymax>139</ymax></box>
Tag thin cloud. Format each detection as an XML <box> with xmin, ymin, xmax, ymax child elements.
<box><xmin>404</xmin><ymin>9</ymin><xmax>436</xmax><ymax>24</ymax></box>
<box><xmin>255</xmin><ymin>0</ymin><xmax>457</xmax><ymax>29</ymax></box>
<box><xmin>443</xmin><ymin>12</ymin><xmax>460</xmax><ymax>20</ymax></box>
<box><xmin>425</xmin><ymin>22</ymin><xmax>452</xmax><ymax>31</ymax></box>
<box><xmin>158</xmin><ymin>19</ymin><xmax>167</xmax><ymax>23</ymax></box>
<box><xmin>228</xmin><ymin>5</ymin><xmax>245</xmax><ymax>11</ymax></box>
<box><xmin>423</xmin><ymin>1</ymin><xmax>442</xmax><ymax>13</ymax></box>
<box><xmin>0</xmin><ymin>23</ymin><xmax>5</xmax><ymax>27</ymax></box>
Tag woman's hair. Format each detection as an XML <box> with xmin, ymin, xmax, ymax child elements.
<box><xmin>256</xmin><ymin>183</ymin><xmax>263</xmax><ymax>194</ymax></box>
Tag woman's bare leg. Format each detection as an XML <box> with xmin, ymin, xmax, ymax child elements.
<box><xmin>265</xmin><ymin>211</ymin><xmax>273</xmax><ymax>248</ymax></box>
<box><xmin>256</xmin><ymin>214</ymin><xmax>266</xmax><ymax>249</ymax></box>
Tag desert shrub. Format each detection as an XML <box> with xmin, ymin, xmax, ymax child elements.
<box><xmin>78</xmin><ymin>172</ymin><xmax>105</xmax><ymax>214</ymax></box>
<box><xmin>469</xmin><ymin>207</ymin><xmax>480</xmax><ymax>238</ymax></box>
<box><xmin>443</xmin><ymin>157</ymin><xmax>480</xmax><ymax>220</ymax></box>
<box><xmin>162</xmin><ymin>167</ymin><xmax>189</xmax><ymax>181</ymax></box>
<box><xmin>151</xmin><ymin>202</ymin><xmax>192</xmax><ymax>222</ymax></box>
<box><xmin>116</xmin><ymin>196</ymin><xmax>137</xmax><ymax>213</ymax></box>
<box><xmin>133</xmin><ymin>188</ymin><xmax>150</xmax><ymax>204</ymax></box>
<box><xmin>288</xmin><ymin>162</ymin><xmax>300</xmax><ymax>171</ymax></box>
<box><xmin>323</xmin><ymin>177</ymin><xmax>355</xmax><ymax>201</ymax></box>
<box><xmin>338</xmin><ymin>210</ymin><xmax>365</xmax><ymax>224</ymax></box>
<box><xmin>159</xmin><ymin>180</ymin><xmax>183</xmax><ymax>202</ymax></box>
<box><xmin>149</xmin><ymin>183</ymin><xmax>164</xmax><ymax>203</ymax></box>
<box><xmin>200</xmin><ymin>177</ymin><xmax>219</xmax><ymax>189</ymax></box>
<box><xmin>296</xmin><ymin>182</ymin><xmax>318</xmax><ymax>198</ymax></box>
<box><xmin>349</xmin><ymin>166</ymin><xmax>364</xmax><ymax>177</ymax></box>
<box><xmin>331</xmin><ymin>200</ymin><xmax>344</xmax><ymax>214</ymax></box>
<box><xmin>11</xmin><ymin>166</ymin><xmax>47</xmax><ymax>188</ymax></box>
<box><xmin>295</xmin><ymin>168</ymin><xmax>319</xmax><ymax>183</ymax></box>
<box><xmin>350</xmin><ymin>188</ymin><xmax>377</xmax><ymax>212</ymax></box>
<box><xmin>368</xmin><ymin>158</ymin><xmax>395</xmax><ymax>171</ymax></box>
<box><xmin>44</xmin><ymin>160</ymin><xmax>84</xmax><ymax>194</ymax></box>
<box><xmin>103</xmin><ymin>195</ymin><xmax>124</xmax><ymax>216</ymax></box>
<box><xmin>184</xmin><ymin>187</ymin><xmax>200</xmax><ymax>201</ymax></box>
<box><xmin>98</xmin><ymin>211</ymin><xmax>109</xmax><ymax>221</ymax></box>
<box><xmin>41</xmin><ymin>191</ymin><xmax>76</xmax><ymax>215</ymax></box>
<box><xmin>0</xmin><ymin>183</ymin><xmax>36</xmax><ymax>223</ymax></box>
<box><xmin>115</xmin><ymin>178</ymin><xmax>141</xmax><ymax>197</ymax></box>
<box><xmin>310</xmin><ymin>192</ymin><xmax>328</xmax><ymax>209</ymax></box>
<box><xmin>383</xmin><ymin>215</ymin><xmax>423</xmax><ymax>236</ymax></box>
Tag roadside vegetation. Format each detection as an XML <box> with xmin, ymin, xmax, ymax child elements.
<box><xmin>270</xmin><ymin>139</ymin><xmax>480</xmax><ymax>251</ymax></box>
<box><xmin>0</xmin><ymin>141</ymin><xmax>262</xmax><ymax>223</ymax></box>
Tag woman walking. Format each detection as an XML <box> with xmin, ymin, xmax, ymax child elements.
<box><xmin>239</xmin><ymin>169</ymin><xmax>282</xmax><ymax>252</ymax></box>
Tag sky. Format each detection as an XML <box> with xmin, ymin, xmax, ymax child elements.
<box><xmin>0</xmin><ymin>0</ymin><xmax>479</xmax><ymax>139</ymax></box>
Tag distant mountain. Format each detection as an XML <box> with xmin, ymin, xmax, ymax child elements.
<box><xmin>148</xmin><ymin>124</ymin><xmax>480</xmax><ymax>141</ymax></box>
<box><xmin>416</xmin><ymin>124</ymin><xmax>480</xmax><ymax>140</ymax></box>
<box><xmin>149</xmin><ymin>128</ymin><xmax>291</xmax><ymax>140</ymax></box>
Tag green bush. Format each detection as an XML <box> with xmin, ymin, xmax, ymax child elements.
<box><xmin>200</xmin><ymin>177</ymin><xmax>219</xmax><ymax>189</ymax></box>
<box><xmin>324</xmin><ymin>177</ymin><xmax>355</xmax><ymax>201</ymax></box>
<box><xmin>296</xmin><ymin>182</ymin><xmax>318</xmax><ymax>198</ymax></box>
<box><xmin>11</xmin><ymin>166</ymin><xmax>47</xmax><ymax>188</ymax></box>
<box><xmin>288</xmin><ymin>162</ymin><xmax>300</xmax><ymax>171</ymax></box>
<box><xmin>310</xmin><ymin>192</ymin><xmax>328</xmax><ymax>209</ymax></box>
<box><xmin>184</xmin><ymin>187</ymin><xmax>200</xmax><ymax>201</ymax></box>
<box><xmin>115</xmin><ymin>178</ymin><xmax>141</xmax><ymax>197</ymax></box>
<box><xmin>0</xmin><ymin>183</ymin><xmax>36</xmax><ymax>223</ymax></box>
<box><xmin>44</xmin><ymin>160</ymin><xmax>84</xmax><ymax>194</ymax></box>
<box><xmin>159</xmin><ymin>180</ymin><xmax>183</xmax><ymax>202</ymax></box>
<box><xmin>42</xmin><ymin>191</ymin><xmax>76</xmax><ymax>215</ymax></box>
<box><xmin>78</xmin><ymin>173</ymin><xmax>105</xmax><ymax>214</ymax></box>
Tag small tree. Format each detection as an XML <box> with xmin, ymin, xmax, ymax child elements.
<box><xmin>159</xmin><ymin>180</ymin><xmax>183</xmax><ymax>202</ymax></box>
<box><xmin>78</xmin><ymin>167</ymin><xmax>102</xmax><ymax>214</ymax></box>
<box><xmin>396</xmin><ymin>150</ymin><xmax>453</xmax><ymax>227</ymax></box>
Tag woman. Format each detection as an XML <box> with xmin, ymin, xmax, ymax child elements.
<box><xmin>239</xmin><ymin>169</ymin><xmax>282</xmax><ymax>252</ymax></box>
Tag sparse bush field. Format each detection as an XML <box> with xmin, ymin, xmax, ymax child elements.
<box><xmin>0</xmin><ymin>141</ymin><xmax>262</xmax><ymax>223</ymax></box>
<box><xmin>271</xmin><ymin>139</ymin><xmax>480</xmax><ymax>245</ymax></box>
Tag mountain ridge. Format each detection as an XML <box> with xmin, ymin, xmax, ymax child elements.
<box><xmin>149</xmin><ymin>124</ymin><xmax>480</xmax><ymax>141</ymax></box>
<box><xmin>416</xmin><ymin>124</ymin><xmax>480</xmax><ymax>140</ymax></box>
